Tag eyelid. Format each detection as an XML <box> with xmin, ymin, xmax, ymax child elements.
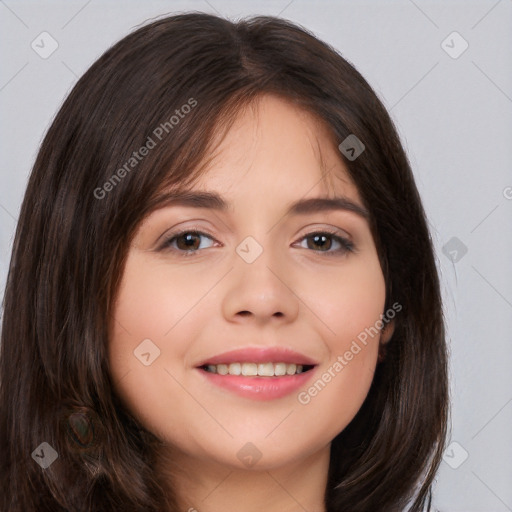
<box><xmin>296</xmin><ymin>223</ymin><xmax>353</xmax><ymax>241</ymax></box>
<box><xmin>155</xmin><ymin>221</ymin><xmax>218</xmax><ymax>245</ymax></box>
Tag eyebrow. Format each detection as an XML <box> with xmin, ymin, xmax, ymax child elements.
<box><xmin>151</xmin><ymin>190</ymin><xmax>370</xmax><ymax>220</ymax></box>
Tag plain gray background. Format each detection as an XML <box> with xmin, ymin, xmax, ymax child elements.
<box><xmin>1</xmin><ymin>1</ymin><xmax>511</xmax><ymax>510</ymax></box>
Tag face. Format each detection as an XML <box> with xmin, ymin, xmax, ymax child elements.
<box><xmin>108</xmin><ymin>94</ymin><xmax>392</xmax><ymax>471</ymax></box>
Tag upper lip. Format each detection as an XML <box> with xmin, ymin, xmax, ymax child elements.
<box><xmin>196</xmin><ymin>347</ymin><xmax>319</xmax><ymax>367</ymax></box>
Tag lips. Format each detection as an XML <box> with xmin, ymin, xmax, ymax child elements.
<box><xmin>195</xmin><ymin>347</ymin><xmax>319</xmax><ymax>401</ymax></box>
<box><xmin>195</xmin><ymin>347</ymin><xmax>319</xmax><ymax>367</ymax></box>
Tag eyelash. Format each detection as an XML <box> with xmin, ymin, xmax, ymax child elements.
<box><xmin>159</xmin><ymin>228</ymin><xmax>355</xmax><ymax>257</ymax></box>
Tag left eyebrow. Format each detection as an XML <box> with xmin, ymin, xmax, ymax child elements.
<box><xmin>150</xmin><ymin>190</ymin><xmax>370</xmax><ymax>220</ymax></box>
<box><xmin>286</xmin><ymin>196</ymin><xmax>369</xmax><ymax>219</ymax></box>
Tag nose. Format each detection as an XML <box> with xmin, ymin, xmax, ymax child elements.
<box><xmin>220</xmin><ymin>246</ymin><xmax>300</xmax><ymax>327</ymax></box>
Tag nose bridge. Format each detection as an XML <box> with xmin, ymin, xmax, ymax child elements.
<box><xmin>235</xmin><ymin>232</ymin><xmax>283</xmax><ymax>293</ymax></box>
<box><xmin>235</xmin><ymin>234</ymin><xmax>267</xmax><ymax>266</ymax></box>
<box><xmin>220</xmin><ymin>230</ymin><xmax>299</xmax><ymax>323</ymax></box>
<box><xmin>231</xmin><ymin>191</ymin><xmax>288</xmax><ymax>263</ymax></box>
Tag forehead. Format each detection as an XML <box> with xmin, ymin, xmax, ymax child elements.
<box><xmin>183</xmin><ymin>94</ymin><xmax>362</xmax><ymax>205</ymax></box>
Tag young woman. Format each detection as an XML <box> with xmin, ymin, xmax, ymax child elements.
<box><xmin>0</xmin><ymin>12</ymin><xmax>448</xmax><ymax>512</ymax></box>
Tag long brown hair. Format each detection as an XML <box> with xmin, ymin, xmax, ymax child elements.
<box><xmin>0</xmin><ymin>12</ymin><xmax>448</xmax><ymax>511</ymax></box>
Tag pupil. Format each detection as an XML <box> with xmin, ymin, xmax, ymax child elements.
<box><xmin>311</xmin><ymin>234</ymin><xmax>330</xmax><ymax>251</ymax></box>
<box><xmin>178</xmin><ymin>233</ymin><xmax>199</xmax><ymax>250</ymax></box>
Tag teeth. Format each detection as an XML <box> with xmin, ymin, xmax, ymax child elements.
<box><xmin>204</xmin><ymin>362</ymin><xmax>306</xmax><ymax>376</ymax></box>
<box><xmin>274</xmin><ymin>363</ymin><xmax>287</xmax><ymax>376</ymax></box>
<box><xmin>217</xmin><ymin>364</ymin><xmax>228</xmax><ymax>375</ymax></box>
<box><xmin>228</xmin><ymin>362</ymin><xmax>241</xmax><ymax>375</ymax></box>
<box><xmin>258</xmin><ymin>363</ymin><xmax>274</xmax><ymax>377</ymax></box>
<box><xmin>241</xmin><ymin>363</ymin><xmax>258</xmax><ymax>376</ymax></box>
<box><xmin>286</xmin><ymin>363</ymin><xmax>297</xmax><ymax>375</ymax></box>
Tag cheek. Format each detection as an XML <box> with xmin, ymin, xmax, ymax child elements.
<box><xmin>293</xmin><ymin>254</ymin><xmax>386</xmax><ymax>431</ymax></box>
<box><xmin>293</xmin><ymin>352</ymin><xmax>378</xmax><ymax>449</ymax></box>
<box><xmin>110</xmin><ymin>255</ymin><xmax>210</xmax><ymax>342</ymax></box>
<box><xmin>109</xmin><ymin>248</ymin><xmax>227</xmax><ymax>371</ymax></box>
<box><xmin>107</xmin><ymin>254</ymin><xmax>211</xmax><ymax>423</ymax></box>
<box><xmin>302</xmin><ymin>252</ymin><xmax>387</xmax><ymax>349</ymax></box>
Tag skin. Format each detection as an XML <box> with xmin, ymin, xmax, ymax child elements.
<box><xmin>109</xmin><ymin>94</ymin><xmax>394</xmax><ymax>512</ymax></box>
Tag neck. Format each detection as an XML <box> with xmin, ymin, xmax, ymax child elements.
<box><xmin>156</xmin><ymin>443</ymin><xmax>330</xmax><ymax>512</ymax></box>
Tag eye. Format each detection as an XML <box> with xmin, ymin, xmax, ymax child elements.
<box><xmin>158</xmin><ymin>228</ymin><xmax>355</xmax><ymax>257</ymax></box>
<box><xmin>295</xmin><ymin>230</ymin><xmax>355</xmax><ymax>255</ymax></box>
<box><xmin>160</xmin><ymin>230</ymin><xmax>216</xmax><ymax>255</ymax></box>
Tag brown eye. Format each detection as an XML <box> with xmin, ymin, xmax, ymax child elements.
<box><xmin>161</xmin><ymin>230</ymin><xmax>216</xmax><ymax>255</ymax></box>
<box><xmin>175</xmin><ymin>232</ymin><xmax>201</xmax><ymax>251</ymax></box>
<box><xmin>307</xmin><ymin>233</ymin><xmax>333</xmax><ymax>251</ymax></box>
<box><xmin>297</xmin><ymin>231</ymin><xmax>355</xmax><ymax>255</ymax></box>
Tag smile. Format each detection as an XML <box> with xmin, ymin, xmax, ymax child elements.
<box><xmin>202</xmin><ymin>362</ymin><xmax>313</xmax><ymax>377</ymax></box>
<box><xmin>196</xmin><ymin>346</ymin><xmax>319</xmax><ymax>401</ymax></box>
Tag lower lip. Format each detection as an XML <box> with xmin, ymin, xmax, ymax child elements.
<box><xmin>197</xmin><ymin>367</ymin><xmax>317</xmax><ymax>401</ymax></box>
